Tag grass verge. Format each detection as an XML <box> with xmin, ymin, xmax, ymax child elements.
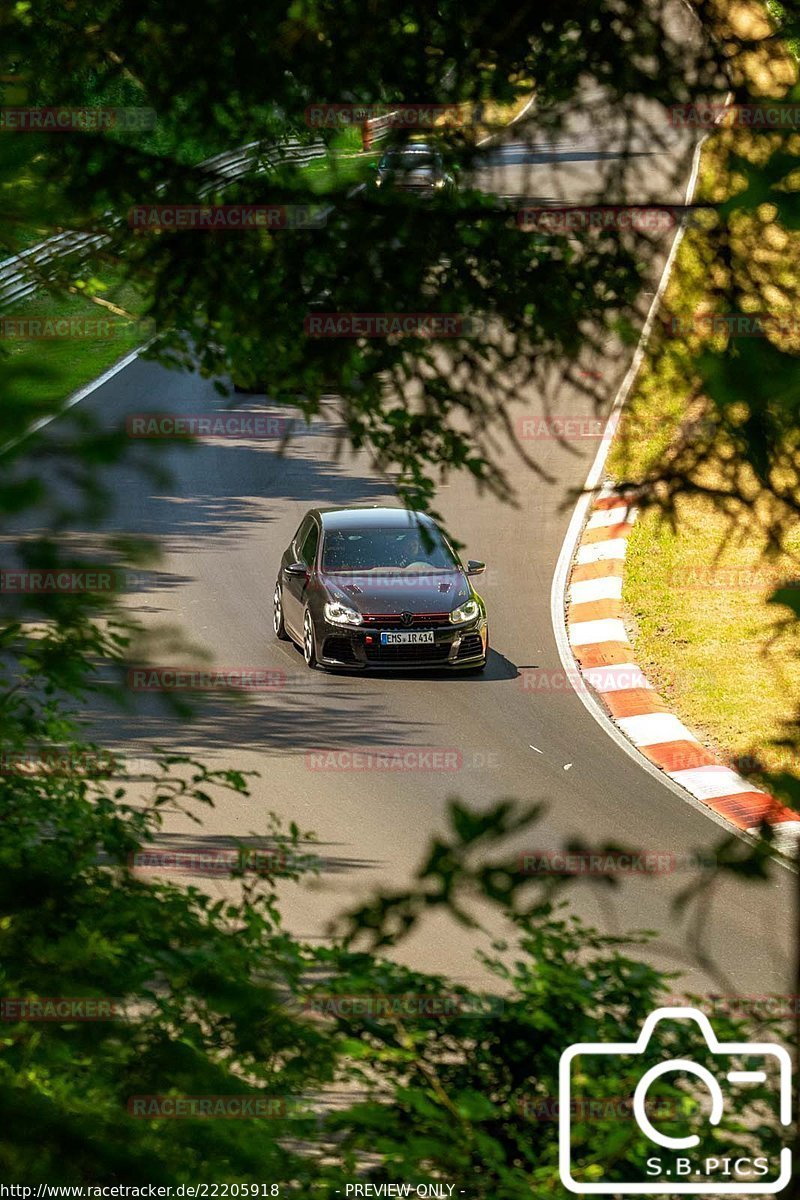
<box><xmin>1</xmin><ymin>270</ymin><xmax>148</xmax><ymax>437</ymax></box>
<box><xmin>606</xmin><ymin>3</ymin><xmax>800</xmax><ymax>780</ymax></box>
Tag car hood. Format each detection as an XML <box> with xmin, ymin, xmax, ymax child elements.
<box><xmin>320</xmin><ymin>570</ymin><xmax>471</xmax><ymax>614</ymax></box>
<box><xmin>379</xmin><ymin>168</ymin><xmax>439</xmax><ymax>183</ymax></box>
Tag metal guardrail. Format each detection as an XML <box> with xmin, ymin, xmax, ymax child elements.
<box><xmin>196</xmin><ymin>137</ymin><xmax>330</xmax><ymax>193</ymax></box>
<box><xmin>0</xmin><ymin>230</ymin><xmax>107</xmax><ymax>307</ymax></box>
<box><xmin>0</xmin><ymin>135</ymin><xmax>338</xmax><ymax>306</ymax></box>
<box><xmin>0</xmin><ymin>106</ymin><xmax>419</xmax><ymax>306</ymax></box>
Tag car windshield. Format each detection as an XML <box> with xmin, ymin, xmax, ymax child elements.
<box><xmin>379</xmin><ymin>150</ymin><xmax>438</xmax><ymax>171</ymax></box>
<box><xmin>322</xmin><ymin>525</ymin><xmax>458</xmax><ymax>573</ymax></box>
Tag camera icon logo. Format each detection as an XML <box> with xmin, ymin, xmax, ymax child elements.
<box><xmin>558</xmin><ymin>1007</ymin><xmax>792</xmax><ymax>1194</ymax></box>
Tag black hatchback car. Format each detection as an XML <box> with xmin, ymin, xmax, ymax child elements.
<box><xmin>371</xmin><ymin>144</ymin><xmax>455</xmax><ymax>197</ymax></box>
<box><xmin>273</xmin><ymin>506</ymin><xmax>488</xmax><ymax>671</ymax></box>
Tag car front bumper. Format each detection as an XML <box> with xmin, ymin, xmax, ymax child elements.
<box><xmin>316</xmin><ymin>618</ymin><xmax>488</xmax><ymax>670</ymax></box>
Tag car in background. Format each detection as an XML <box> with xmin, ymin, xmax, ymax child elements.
<box><xmin>371</xmin><ymin>144</ymin><xmax>455</xmax><ymax>197</ymax></box>
<box><xmin>273</xmin><ymin>505</ymin><xmax>488</xmax><ymax>671</ymax></box>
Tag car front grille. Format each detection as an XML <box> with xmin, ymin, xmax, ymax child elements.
<box><xmin>364</xmin><ymin>642</ymin><xmax>451</xmax><ymax>664</ymax></box>
<box><xmin>322</xmin><ymin>636</ymin><xmax>358</xmax><ymax>664</ymax></box>
<box><xmin>362</xmin><ymin>612</ymin><xmax>451</xmax><ymax>629</ymax></box>
<box><xmin>457</xmin><ymin>633</ymin><xmax>484</xmax><ymax>660</ymax></box>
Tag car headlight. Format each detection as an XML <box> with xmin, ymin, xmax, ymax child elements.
<box><xmin>433</xmin><ymin>177</ymin><xmax>446</xmax><ymax>189</ymax></box>
<box><xmin>324</xmin><ymin>601</ymin><xmax>363</xmax><ymax>626</ymax></box>
<box><xmin>449</xmin><ymin>598</ymin><xmax>480</xmax><ymax>625</ymax></box>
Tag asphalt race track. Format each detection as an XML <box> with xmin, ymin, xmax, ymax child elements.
<box><xmin>17</xmin><ymin>80</ymin><xmax>794</xmax><ymax>999</ymax></box>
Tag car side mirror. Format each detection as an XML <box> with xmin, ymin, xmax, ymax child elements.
<box><xmin>466</xmin><ymin>559</ymin><xmax>486</xmax><ymax>576</ymax></box>
<box><xmin>284</xmin><ymin>561</ymin><xmax>308</xmax><ymax>577</ymax></box>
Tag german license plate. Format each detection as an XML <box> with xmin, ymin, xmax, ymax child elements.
<box><xmin>380</xmin><ymin>630</ymin><xmax>434</xmax><ymax>645</ymax></box>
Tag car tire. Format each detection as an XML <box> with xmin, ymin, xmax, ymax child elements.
<box><xmin>273</xmin><ymin>580</ymin><xmax>290</xmax><ymax>641</ymax></box>
<box><xmin>302</xmin><ymin>608</ymin><xmax>319</xmax><ymax>669</ymax></box>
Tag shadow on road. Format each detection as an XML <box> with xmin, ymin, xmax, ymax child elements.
<box><xmin>300</xmin><ymin>646</ymin><xmax>520</xmax><ymax>683</ymax></box>
<box><xmin>120</xmin><ymin>831</ymin><xmax>383</xmax><ymax>879</ymax></box>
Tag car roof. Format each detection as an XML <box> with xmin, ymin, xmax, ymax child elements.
<box><xmin>313</xmin><ymin>506</ymin><xmax>438</xmax><ymax>532</ymax></box>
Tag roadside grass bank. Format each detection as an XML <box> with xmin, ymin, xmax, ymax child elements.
<box><xmin>1</xmin><ymin>270</ymin><xmax>148</xmax><ymax>437</ymax></box>
<box><xmin>607</xmin><ymin>3</ymin><xmax>800</xmax><ymax>785</ymax></box>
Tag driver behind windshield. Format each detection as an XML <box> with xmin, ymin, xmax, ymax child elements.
<box><xmin>322</xmin><ymin>527</ymin><xmax>456</xmax><ymax>572</ymax></box>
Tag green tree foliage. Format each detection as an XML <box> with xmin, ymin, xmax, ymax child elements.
<box><xmin>0</xmin><ymin>0</ymin><xmax>798</xmax><ymax>1187</ymax></box>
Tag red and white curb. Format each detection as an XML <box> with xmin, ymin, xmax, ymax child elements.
<box><xmin>566</xmin><ymin>485</ymin><xmax>800</xmax><ymax>858</ymax></box>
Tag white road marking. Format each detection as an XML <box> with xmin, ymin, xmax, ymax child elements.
<box><xmin>476</xmin><ymin>93</ymin><xmax>537</xmax><ymax>147</ymax></box>
<box><xmin>1</xmin><ymin>344</ymin><xmax>149</xmax><ymax>456</ymax></box>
